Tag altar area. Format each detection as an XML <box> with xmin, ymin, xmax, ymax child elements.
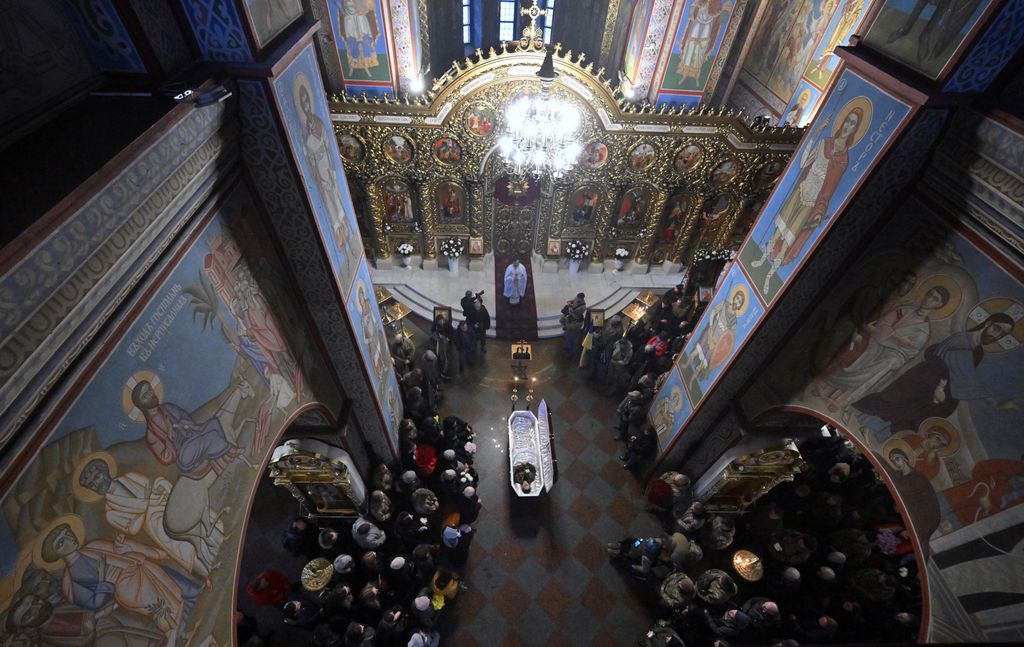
<box><xmin>370</xmin><ymin>253</ymin><xmax>680</xmax><ymax>339</ymax></box>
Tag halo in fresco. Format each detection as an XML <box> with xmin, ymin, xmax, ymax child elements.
<box><xmin>122</xmin><ymin>370</ymin><xmax>164</xmax><ymax>421</ymax></box>
<box><xmin>71</xmin><ymin>451</ymin><xmax>117</xmax><ymax>504</ymax></box>
<box><xmin>32</xmin><ymin>514</ymin><xmax>86</xmax><ymax>571</ymax></box>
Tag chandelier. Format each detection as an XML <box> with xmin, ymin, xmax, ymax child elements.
<box><xmin>498</xmin><ymin>49</ymin><xmax>582</xmax><ymax>180</ymax></box>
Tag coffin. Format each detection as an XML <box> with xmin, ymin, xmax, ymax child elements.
<box><xmin>508</xmin><ymin>400</ymin><xmax>555</xmax><ymax>497</ymax></box>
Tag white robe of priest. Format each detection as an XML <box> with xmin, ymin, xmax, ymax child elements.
<box><xmin>503</xmin><ymin>262</ymin><xmax>528</xmax><ymax>305</ymax></box>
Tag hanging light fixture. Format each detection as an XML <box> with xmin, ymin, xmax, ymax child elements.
<box><xmin>498</xmin><ymin>48</ymin><xmax>582</xmax><ymax>180</ymax></box>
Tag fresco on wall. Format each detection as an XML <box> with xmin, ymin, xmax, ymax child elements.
<box><xmin>0</xmin><ymin>185</ymin><xmax>338</xmax><ymax>645</ymax></box>
<box><xmin>662</xmin><ymin>0</ymin><xmax>736</xmax><ymax>93</ymax></box>
<box><xmin>738</xmin><ymin>69</ymin><xmax>913</xmax><ymax>303</ymax></box>
<box><xmin>803</xmin><ymin>0</ymin><xmax>868</xmax><ymax>88</ymax></box>
<box><xmin>326</xmin><ymin>0</ymin><xmax>395</xmax><ymax>93</ymax></box>
<box><xmin>781</xmin><ymin>80</ymin><xmax>822</xmax><ymax>127</ymax></box>
<box><xmin>678</xmin><ymin>264</ymin><xmax>765</xmax><ymax>403</ymax></box>
<box><xmin>862</xmin><ymin>0</ymin><xmax>992</xmax><ymax>80</ymax></box>
<box><xmin>739</xmin><ymin>0</ymin><xmax>871</xmax><ymax>126</ymax></box>
<box><xmin>346</xmin><ymin>260</ymin><xmax>400</xmax><ymax>450</ymax></box>
<box><xmin>741</xmin><ymin>197</ymin><xmax>1024</xmax><ymax>560</ymax></box>
<box><xmin>244</xmin><ymin>0</ymin><xmax>303</xmax><ymax>48</ymax></box>
<box><xmin>273</xmin><ymin>45</ymin><xmax>363</xmax><ymax>295</ymax></box>
<box><xmin>650</xmin><ymin>366</ymin><xmax>695</xmax><ymax>449</ymax></box>
<box><xmin>624</xmin><ymin>0</ymin><xmax>655</xmax><ymax>83</ymax></box>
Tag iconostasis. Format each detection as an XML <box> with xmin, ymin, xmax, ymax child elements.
<box><xmin>330</xmin><ymin>42</ymin><xmax>801</xmax><ymax>270</ymax></box>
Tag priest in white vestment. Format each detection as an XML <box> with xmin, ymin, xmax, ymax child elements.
<box><xmin>503</xmin><ymin>259</ymin><xmax>528</xmax><ymax>306</ymax></box>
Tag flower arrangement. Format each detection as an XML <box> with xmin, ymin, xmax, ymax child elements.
<box><xmin>439</xmin><ymin>237</ymin><xmax>464</xmax><ymax>257</ymax></box>
<box><xmin>396</xmin><ymin>242</ymin><xmax>414</xmax><ymax>257</ymax></box>
<box><xmin>614</xmin><ymin>247</ymin><xmax>630</xmax><ymax>260</ymax></box>
<box><xmin>383</xmin><ymin>222</ymin><xmax>393</xmax><ymax>233</ymax></box>
<box><xmin>564</xmin><ymin>239</ymin><xmax>588</xmax><ymax>261</ymax></box>
<box><xmin>692</xmin><ymin>247</ymin><xmax>736</xmax><ymax>262</ymax></box>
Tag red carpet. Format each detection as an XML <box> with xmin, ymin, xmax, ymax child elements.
<box><xmin>493</xmin><ymin>254</ymin><xmax>539</xmax><ymax>340</ymax></box>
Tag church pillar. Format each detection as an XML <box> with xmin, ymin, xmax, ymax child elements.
<box><xmin>233</xmin><ymin>25</ymin><xmax>403</xmax><ymax>460</ymax></box>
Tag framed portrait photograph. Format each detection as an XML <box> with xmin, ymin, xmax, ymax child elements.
<box><xmin>469</xmin><ymin>237</ymin><xmax>484</xmax><ymax>255</ymax></box>
<box><xmin>546</xmin><ymin>238</ymin><xmax>561</xmax><ymax>256</ymax></box>
<box><xmin>511</xmin><ymin>343</ymin><xmax>532</xmax><ymax>360</ymax></box>
<box><xmin>433</xmin><ymin>306</ymin><xmax>452</xmax><ymax>326</ymax></box>
<box><xmin>590</xmin><ymin>308</ymin><xmax>606</xmax><ymax>328</ymax></box>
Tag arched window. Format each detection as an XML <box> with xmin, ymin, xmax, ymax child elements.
<box><xmin>462</xmin><ymin>0</ymin><xmax>472</xmax><ymax>45</ymax></box>
<box><xmin>541</xmin><ymin>0</ymin><xmax>555</xmax><ymax>44</ymax></box>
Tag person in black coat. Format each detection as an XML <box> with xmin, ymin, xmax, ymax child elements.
<box><xmin>467</xmin><ymin>299</ymin><xmax>491</xmax><ymax>352</ymax></box>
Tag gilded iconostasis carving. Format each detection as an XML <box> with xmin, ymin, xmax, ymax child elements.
<box><xmin>332</xmin><ymin>43</ymin><xmax>800</xmax><ymax>268</ymax></box>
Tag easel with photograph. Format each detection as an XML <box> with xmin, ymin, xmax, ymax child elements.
<box><xmin>510</xmin><ymin>340</ymin><xmax>532</xmax><ymax>380</ymax></box>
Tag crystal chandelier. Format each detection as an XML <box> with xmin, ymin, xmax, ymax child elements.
<box><xmin>498</xmin><ymin>49</ymin><xmax>582</xmax><ymax>180</ymax></box>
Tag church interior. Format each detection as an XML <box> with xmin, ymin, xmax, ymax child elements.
<box><xmin>0</xmin><ymin>0</ymin><xmax>1022</xmax><ymax>645</ymax></box>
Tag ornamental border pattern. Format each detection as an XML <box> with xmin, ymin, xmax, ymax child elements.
<box><xmin>237</xmin><ymin>79</ymin><xmax>393</xmax><ymax>460</ymax></box>
<box><xmin>0</xmin><ymin>129</ymin><xmax>233</xmax><ymax>457</ymax></box>
<box><xmin>0</xmin><ymin>104</ymin><xmax>223</xmax><ymax>342</ymax></box>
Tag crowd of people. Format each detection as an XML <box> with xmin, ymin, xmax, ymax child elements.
<box><xmin>560</xmin><ymin>281</ymin><xmax>708</xmax><ymax>471</ymax></box>
<box><xmin>612</xmin><ymin>436</ymin><xmax>921</xmax><ymax>646</ymax></box>
<box><xmin>238</xmin><ymin>315</ymin><xmax>486</xmax><ymax>646</ymax></box>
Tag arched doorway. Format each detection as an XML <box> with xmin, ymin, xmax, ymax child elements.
<box><xmin>484</xmin><ymin>167</ymin><xmax>545</xmax><ymax>258</ymax></box>
<box><xmin>744</xmin><ymin>407</ymin><xmax>932</xmax><ymax>642</ymax></box>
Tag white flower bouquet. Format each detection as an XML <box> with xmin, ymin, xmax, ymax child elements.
<box><xmin>440</xmin><ymin>237</ymin><xmax>464</xmax><ymax>257</ymax></box>
<box><xmin>564</xmin><ymin>239</ymin><xmax>588</xmax><ymax>261</ymax></box>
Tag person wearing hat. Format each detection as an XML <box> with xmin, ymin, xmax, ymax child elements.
<box><xmin>410</xmin><ymin>586</ymin><xmax>439</xmax><ymax>626</ymax></box>
<box><xmin>332</xmin><ymin>553</ymin><xmax>354</xmax><ymax>578</ymax></box>
<box><xmin>614</xmin><ymin>390</ymin><xmax>645</xmax><ymax>441</ymax></box>
<box><xmin>456</xmin><ymin>485</ymin><xmax>481</xmax><ymax>524</ymax></box>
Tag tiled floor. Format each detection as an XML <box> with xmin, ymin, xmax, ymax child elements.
<box><xmin>438</xmin><ymin>337</ymin><xmax>663</xmax><ymax>646</ymax></box>
<box><xmin>236</xmin><ymin>335</ymin><xmax>662</xmax><ymax>646</ymax></box>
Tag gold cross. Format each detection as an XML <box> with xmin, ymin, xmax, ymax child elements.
<box><xmin>519</xmin><ymin>0</ymin><xmax>549</xmax><ymax>43</ymax></box>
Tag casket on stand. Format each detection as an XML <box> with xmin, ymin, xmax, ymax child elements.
<box><xmin>508</xmin><ymin>400</ymin><xmax>556</xmax><ymax>497</ymax></box>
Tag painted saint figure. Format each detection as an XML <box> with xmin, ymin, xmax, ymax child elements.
<box><xmin>750</xmin><ymin>98</ymin><xmax>870</xmax><ymax>294</ymax></box>
<box><xmin>685</xmin><ymin>285</ymin><xmax>746</xmax><ymax>386</ymax></box>
<box><xmin>295</xmin><ymin>74</ymin><xmax>357</xmax><ymax>282</ymax></box>
<box><xmin>40</xmin><ymin>522</ymin><xmax>201</xmax><ymax>645</ymax></box>
<box><xmin>78</xmin><ymin>458</ymin><xmax>223</xmax><ymax>579</ymax></box>
<box><xmin>818</xmin><ymin>284</ymin><xmax>952</xmax><ymax>412</ymax></box>
<box><xmin>133</xmin><ymin>380</ymin><xmax>242</xmax><ymax>478</ymax></box>
<box><xmin>337</xmin><ymin>0</ymin><xmax>379</xmax><ymax>74</ymax></box>
<box><xmin>503</xmin><ymin>259</ymin><xmax>528</xmax><ymax>306</ymax></box>
<box><xmin>855</xmin><ymin>312</ymin><xmax>1019</xmax><ymax>435</ymax></box>
<box><xmin>676</xmin><ymin>0</ymin><xmax>728</xmax><ymax>85</ymax></box>
<box><xmin>440</xmin><ymin>185</ymin><xmax>461</xmax><ymax>221</ymax></box>
<box><xmin>357</xmin><ymin>283</ymin><xmax>389</xmax><ymax>387</ymax></box>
